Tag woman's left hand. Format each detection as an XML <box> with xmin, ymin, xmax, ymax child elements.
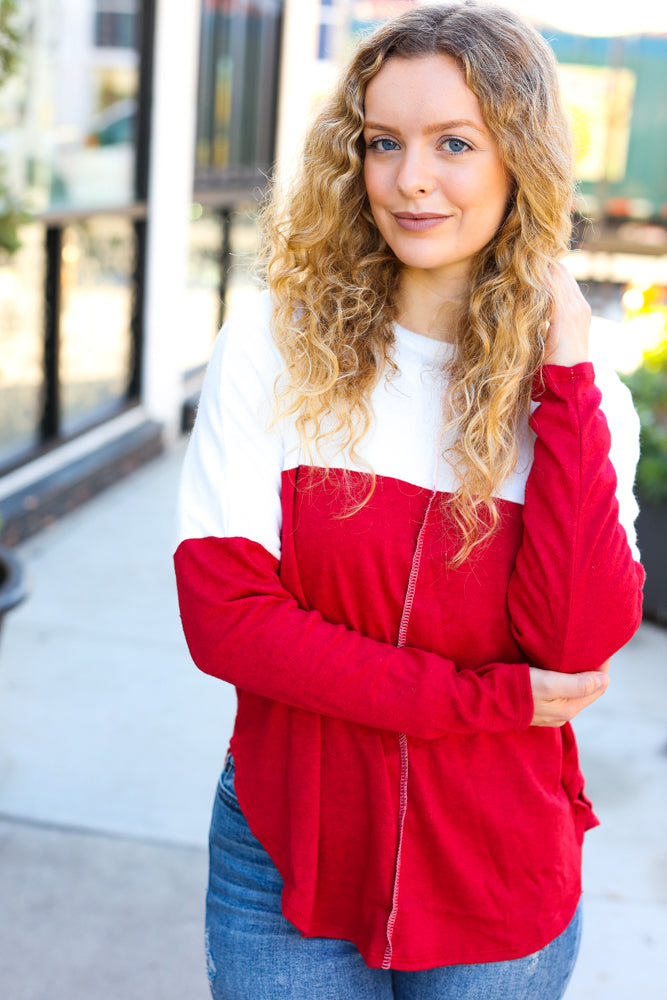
<box><xmin>529</xmin><ymin>658</ymin><xmax>610</xmax><ymax>727</ymax></box>
<box><xmin>545</xmin><ymin>262</ymin><xmax>591</xmax><ymax>367</ymax></box>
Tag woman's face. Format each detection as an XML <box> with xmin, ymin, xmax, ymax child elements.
<box><xmin>363</xmin><ymin>54</ymin><xmax>512</xmax><ymax>285</ymax></box>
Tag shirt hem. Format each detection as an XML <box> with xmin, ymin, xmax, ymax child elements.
<box><xmin>282</xmin><ymin>894</ymin><xmax>582</xmax><ymax>971</ymax></box>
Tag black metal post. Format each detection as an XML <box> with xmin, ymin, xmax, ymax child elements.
<box><xmin>128</xmin><ymin>218</ymin><xmax>147</xmax><ymax>400</ymax></box>
<box><xmin>135</xmin><ymin>0</ymin><xmax>156</xmax><ymax>204</ymax></box>
<box><xmin>128</xmin><ymin>0</ymin><xmax>157</xmax><ymax>403</ymax></box>
<box><xmin>218</xmin><ymin>208</ymin><xmax>233</xmax><ymax>327</ymax></box>
<box><xmin>40</xmin><ymin>226</ymin><xmax>62</xmax><ymax>442</ymax></box>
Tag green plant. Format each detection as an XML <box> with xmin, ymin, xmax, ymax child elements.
<box><xmin>621</xmin><ymin>339</ymin><xmax>667</xmax><ymax>506</ymax></box>
<box><xmin>0</xmin><ymin>0</ymin><xmax>20</xmax><ymax>78</ymax></box>
<box><xmin>0</xmin><ymin>0</ymin><xmax>27</xmax><ymax>256</ymax></box>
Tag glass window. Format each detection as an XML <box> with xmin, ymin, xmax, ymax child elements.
<box><xmin>59</xmin><ymin>216</ymin><xmax>135</xmax><ymax>435</ymax></box>
<box><xmin>195</xmin><ymin>0</ymin><xmax>282</xmax><ymax>186</ymax></box>
<box><xmin>183</xmin><ymin>203</ymin><xmax>263</xmax><ymax>375</ymax></box>
<box><xmin>318</xmin><ymin>0</ymin><xmax>338</xmax><ymax>61</ymax></box>
<box><xmin>184</xmin><ymin>207</ymin><xmax>224</xmax><ymax>374</ymax></box>
<box><xmin>0</xmin><ymin>224</ymin><xmax>46</xmax><ymax>467</ymax></box>
<box><xmin>95</xmin><ymin>0</ymin><xmax>139</xmax><ymax>48</ymax></box>
<box><xmin>0</xmin><ymin>0</ymin><xmax>141</xmax><ymax>213</ymax></box>
<box><xmin>549</xmin><ymin>32</ymin><xmax>667</xmax><ymax>221</ymax></box>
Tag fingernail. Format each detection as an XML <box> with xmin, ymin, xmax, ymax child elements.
<box><xmin>595</xmin><ymin>674</ymin><xmax>608</xmax><ymax>690</ymax></box>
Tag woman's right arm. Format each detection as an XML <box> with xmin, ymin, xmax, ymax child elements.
<box><xmin>175</xmin><ymin>296</ymin><xmax>603</xmax><ymax>739</ymax></box>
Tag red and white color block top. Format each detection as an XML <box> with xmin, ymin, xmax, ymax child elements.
<box><xmin>175</xmin><ymin>290</ymin><xmax>644</xmax><ymax>970</ymax></box>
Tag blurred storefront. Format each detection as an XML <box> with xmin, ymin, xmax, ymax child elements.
<box><xmin>185</xmin><ymin>0</ymin><xmax>282</xmax><ymax>376</ymax></box>
<box><xmin>0</xmin><ymin>0</ymin><xmax>283</xmax><ymax>540</ymax></box>
<box><xmin>0</xmin><ymin>0</ymin><xmax>151</xmax><ymax>480</ymax></box>
<box><xmin>551</xmin><ymin>29</ymin><xmax>667</xmax><ymax>365</ymax></box>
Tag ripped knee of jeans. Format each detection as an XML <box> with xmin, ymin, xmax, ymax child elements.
<box><xmin>205</xmin><ymin>927</ymin><xmax>217</xmax><ymax>983</ymax></box>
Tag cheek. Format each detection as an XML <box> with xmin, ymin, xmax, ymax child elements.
<box><xmin>363</xmin><ymin>161</ymin><xmax>388</xmax><ymax>211</ymax></box>
<box><xmin>488</xmin><ymin>165</ymin><xmax>513</xmax><ymax>217</ymax></box>
<box><xmin>457</xmin><ymin>162</ymin><xmax>508</xmax><ymax>203</ymax></box>
<box><xmin>466</xmin><ymin>167</ymin><xmax>512</xmax><ymax>230</ymax></box>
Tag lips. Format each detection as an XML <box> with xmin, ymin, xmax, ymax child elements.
<box><xmin>392</xmin><ymin>212</ymin><xmax>450</xmax><ymax>232</ymax></box>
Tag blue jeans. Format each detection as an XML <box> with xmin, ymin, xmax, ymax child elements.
<box><xmin>206</xmin><ymin>754</ymin><xmax>582</xmax><ymax>999</ymax></box>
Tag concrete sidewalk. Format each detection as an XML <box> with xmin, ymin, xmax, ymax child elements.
<box><xmin>0</xmin><ymin>441</ymin><xmax>665</xmax><ymax>998</ymax></box>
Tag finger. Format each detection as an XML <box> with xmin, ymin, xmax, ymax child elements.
<box><xmin>531</xmin><ymin>688</ymin><xmax>607</xmax><ymax>727</ymax></box>
<box><xmin>560</xmin><ymin>684</ymin><xmax>607</xmax><ymax>717</ymax></box>
<box><xmin>544</xmin><ymin>669</ymin><xmax>609</xmax><ymax>701</ymax></box>
<box><xmin>578</xmin><ymin>669</ymin><xmax>609</xmax><ymax>697</ymax></box>
<box><xmin>529</xmin><ymin>668</ymin><xmax>610</xmax><ymax>727</ymax></box>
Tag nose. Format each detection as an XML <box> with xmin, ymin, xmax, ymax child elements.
<box><xmin>396</xmin><ymin>146</ymin><xmax>436</xmax><ymax>198</ymax></box>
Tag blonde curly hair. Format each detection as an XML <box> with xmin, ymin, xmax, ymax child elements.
<box><xmin>261</xmin><ymin>1</ymin><xmax>574</xmax><ymax>564</ymax></box>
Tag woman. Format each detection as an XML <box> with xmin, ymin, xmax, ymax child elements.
<box><xmin>175</xmin><ymin>4</ymin><xmax>644</xmax><ymax>997</ymax></box>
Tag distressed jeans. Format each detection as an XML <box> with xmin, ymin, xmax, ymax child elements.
<box><xmin>205</xmin><ymin>754</ymin><xmax>582</xmax><ymax>1000</ymax></box>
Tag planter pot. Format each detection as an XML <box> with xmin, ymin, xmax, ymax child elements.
<box><xmin>635</xmin><ymin>501</ymin><xmax>667</xmax><ymax>626</ymax></box>
<box><xmin>0</xmin><ymin>546</ymin><xmax>27</xmax><ymax>641</ymax></box>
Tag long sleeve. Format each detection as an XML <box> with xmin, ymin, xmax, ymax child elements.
<box><xmin>507</xmin><ymin>362</ymin><xmax>644</xmax><ymax>673</ymax></box>
<box><xmin>174</xmin><ymin>294</ymin><xmax>534</xmax><ymax>739</ymax></box>
<box><xmin>175</xmin><ymin>535</ymin><xmax>533</xmax><ymax>738</ymax></box>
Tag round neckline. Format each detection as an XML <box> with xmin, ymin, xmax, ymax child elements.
<box><xmin>393</xmin><ymin>321</ymin><xmax>456</xmax><ymax>361</ymax></box>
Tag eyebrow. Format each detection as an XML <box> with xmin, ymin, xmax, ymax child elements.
<box><xmin>364</xmin><ymin>119</ymin><xmax>487</xmax><ymax>136</ymax></box>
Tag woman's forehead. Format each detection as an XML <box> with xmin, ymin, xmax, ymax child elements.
<box><xmin>364</xmin><ymin>55</ymin><xmax>488</xmax><ymax>133</ymax></box>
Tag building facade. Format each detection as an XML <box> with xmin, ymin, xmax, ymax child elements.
<box><xmin>0</xmin><ymin>0</ymin><xmax>283</xmax><ymax>541</ymax></box>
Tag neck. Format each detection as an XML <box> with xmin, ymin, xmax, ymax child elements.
<box><xmin>396</xmin><ymin>268</ymin><xmax>469</xmax><ymax>343</ymax></box>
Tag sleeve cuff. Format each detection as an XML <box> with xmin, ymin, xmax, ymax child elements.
<box><xmin>532</xmin><ymin>362</ymin><xmax>596</xmax><ymax>400</ymax></box>
<box><xmin>515</xmin><ymin>663</ymin><xmax>535</xmax><ymax>729</ymax></box>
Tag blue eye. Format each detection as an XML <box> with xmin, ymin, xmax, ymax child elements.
<box><xmin>369</xmin><ymin>138</ymin><xmax>400</xmax><ymax>152</ymax></box>
<box><xmin>443</xmin><ymin>137</ymin><xmax>470</xmax><ymax>153</ymax></box>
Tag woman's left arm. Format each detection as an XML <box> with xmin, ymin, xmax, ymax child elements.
<box><xmin>507</xmin><ymin>265</ymin><xmax>645</xmax><ymax>673</ymax></box>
